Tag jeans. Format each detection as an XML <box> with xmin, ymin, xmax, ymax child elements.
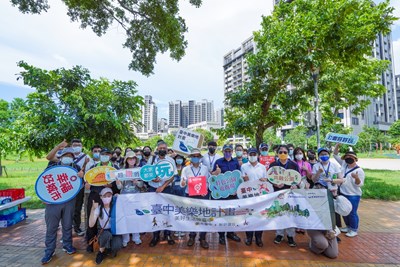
<box><xmin>342</xmin><ymin>194</ymin><xmax>361</xmax><ymax>232</ymax></box>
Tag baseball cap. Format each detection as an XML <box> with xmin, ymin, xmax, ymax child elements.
<box><xmin>100</xmin><ymin>148</ymin><xmax>112</xmax><ymax>154</ymax></box>
<box><xmin>317</xmin><ymin>147</ymin><xmax>330</xmax><ymax>155</ymax></box>
<box><xmin>59</xmin><ymin>147</ymin><xmax>75</xmax><ymax>158</ymax></box>
<box><xmin>100</xmin><ymin>188</ymin><xmax>113</xmax><ymax>196</ymax></box>
<box><xmin>222</xmin><ymin>144</ymin><xmax>233</xmax><ymax>151</ymax></box>
<box><xmin>259</xmin><ymin>143</ymin><xmax>269</xmax><ymax>150</ymax></box>
<box><xmin>208</xmin><ymin>141</ymin><xmax>217</xmax><ymax>147</ymax></box>
<box><xmin>248</xmin><ymin>148</ymin><xmax>258</xmax><ymax>154</ymax></box>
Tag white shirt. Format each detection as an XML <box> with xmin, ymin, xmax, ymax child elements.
<box><xmin>334</xmin><ymin>155</ymin><xmax>365</xmax><ymax>196</ymax></box>
<box><xmin>148</xmin><ymin>155</ymin><xmax>178</xmax><ymax>188</ymax></box>
<box><xmin>312</xmin><ymin>160</ymin><xmax>341</xmax><ymax>187</ymax></box>
<box><xmin>95</xmin><ymin>207</ymin><xmax>111</xmax><ymax>229</ymax></box>
<box><xmin>181</xmin><ymin>164</ymin><xmax>209</xmax><ymax>194</ymax></box>
<box><xmin>241</xmin><ymin>162</ymin><xmax>267</xmax><ymax>181</ymax></box>
<box><xmin>74</xmin><ymin>152</ymin><xmax>90</xmax><ymax>169</ymax></box>
<box><xmin>200</xmin><ymin>153</ymin><xmax>222</xmax><ymax>173</ymax></box>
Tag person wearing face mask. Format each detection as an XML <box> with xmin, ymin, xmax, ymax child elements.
<box><xmin>86</xmin><ymin>148</ymin><xmax>121</xmax><ymax>253</ymax></box>
<box><xmin>211</xmin><ymin>144</ymin><xmax>242</xmax><ymax>245</ymax></box>
<box><xmin>141</xmin><ymin>146</ymin><xmax>153</xmax><ymax>165</ymax></box>
<box><xmin>120</xmin><ymin>151</ymin><xmax>143</xmax><ymax>247</ymax></box>
<box><xmin>311</xmin><ymin>148</ymin><xmax>342</xmax><ymax>196</ymax></box>
<box><xmin>269</xmin><ymin>145</ymin><xmax>300</xmax><ymax>247</ymax></box>
<box><xmin>148</xmin><ymin>140</ymin><xmax>178</xmax><ymax>247</ymax></box>
<box><xmin>287</xmin><ymin>144</ymin><xmax>295</xmax><ymax>160</ymax></box>
<box><xmin>41</xmin><ymin>147</ymin><xmax>84</xmax><ymax>264</ymax></box>
<box><xmin>111</xmin><ymin>147</ymin><xmax>124</xmax><ymax>168</ymax></box>
<box><xmin>293</xmin><ymin>147</ymin><xmax>312</xmax><ymax>182</ymax></box>
<box><xmin>242</xmin><ymin>148</ymin><xmax>249</xmax><ymax>164</ymax></box>
<box><xmin>234</xmin><ymin>144</ymin><xmax>245</xmax><ymax>166</ymax></box>
<box><xmin>200</xmin><ymin>141</ymin><xmax>222</xmax><ymax>174</ymax></box>
<box><xmin>89</xmin><ymin>188</ymin><xmax>123</xmax><ymax>265</ymax></box>
<box><xmin>180</xmin><ymin>148</ymin><xmax>210</xmax><ymax>249</ymax></box>
<box><xmin>258</xmin><ymin>143</ymin><xmax>275</xmax><ymax>171</ymax></box>
<box><xmin>134</xmin><ymin>149</ymin><xmax>145</xmax><ymax>167</ymax></box>
<box><xmin>241</xmin><ymin>148</ymin><xmax>272</xmax><ymax>247</ymax></box>
<box><xmin>171</xmin><ymin>154</ymin><xmax>186</xmax><ymax>238</ymax></box>
<box><xmin>333</xmin><ymin>144</ymin><xmax>365</xmax><ymax>238</ymax></box>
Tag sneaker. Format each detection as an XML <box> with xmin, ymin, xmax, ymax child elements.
<box><xmin>345</xmin><ymin>230</ymin><xmax>358</xmax><ymax>238</ymax></box>
<box><xmin>41</xmin><ymin>251</ymin><xmax>55</xmax><ymax>265</ymax></box>
<box><xmin>133</xmin><ymin>238</ymin><xmax>142</xmax><ymax>245</ymax></box>
<box><xmin>86</xmin><ymin>244</ymin><xmax>94</xmax><ymax>253</ymax></box>
<box><xmin>340</xmin><ymin>227</ymin><xmax>349</xmax><ymax>233</ymax></box>
<box><xmin>287</xmin><ymin>236</ymin><xmax>297</xmax><ymax>247</ymax></box>
<box><xmin>95</xmin><ymin>251</ymin><xmax>105</xmax><ymax>265</ymax></box>
<box><xmin>122</xmin><ymin>242</ymin><xmax>128</xmax><ymax>248</ymax></box>
<box><xmin>274</xmin><ymin>235</ymin><xmax>283</xmax><ymax>244</ymax></box>
<box><xmin>174</xmin><ymin>231</ymin><xmax>181</xmax><ymax>237</ymax></box>
<box><xmin>62</xmin><ymin>246</ymin><xmax>77</xmax><ymax>255</ymax></box>
<box><xmin>75</xmin><ymin>228</ymin><xmax>85</xmax><ymax>236</ymax></box>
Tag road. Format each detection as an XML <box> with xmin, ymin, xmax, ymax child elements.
<box><xmin>357</xmin><ymin>158</ymin><xmax>400</xmax><ymax>170</ymax></box>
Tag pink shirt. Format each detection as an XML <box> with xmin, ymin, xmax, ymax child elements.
<box><xmin>294</xmin><ymin>160</ymin><xmax>312</xmax><ymax>177</ymax></box>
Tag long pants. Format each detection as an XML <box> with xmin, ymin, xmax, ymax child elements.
<box><xmin>73</xmin><ymin>187</ymin><xmax>84</xmax><ymax>231</ymax></box>
<box><xmin>307</xmin><ymin>230</ymin><xmax>338</xmax><ymax>259</ymax></box>
<box><xmin>276</xmin><ymin>228</ymin><xmax>295</xmax><ymax>237</ymax></box>
<box><xmin>44</xmin><ymin>198</ymin><xmax>76</xmax><ymax>256</ymax></box>
<box><xmin>99</xmin><ymin>229</ymin><xmax>123</xmax><ymax>251</ymax></box>
<box><xmin>148</xmin><ymin>186</ymin><xmax>172</xmax><ymax>238</ymax></box>
<box><xmin>86</xmin><ymin>190</ymin><xmax>101</xmax><ymax>243</ymax></box>
<box><xmin>186</xmin><ymin>193</ymin><xmax>209</xmax><ymax>240</ymax></box>
<box><xmin>214</xmin><ymin>194</ymin><xmax>237</xmax><ymax>239</ymax></box>
<box><xmin>122</xmin><ymin>233</ymin><xmax>140</xmax><ymax>244</ymax></box>
<box><xmin>246</xmin><ymin>231</ymin><xmax>263</xmax><ymax>239</ymax></box>
<box><xmin>342</xmin><ymin>194</ymin><xmax>361</xmax><ymax>232</ymax></box>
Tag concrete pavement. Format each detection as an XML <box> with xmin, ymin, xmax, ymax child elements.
<box><xmin>357</xmin><ymin>158</ymin><xmax>400</xmax><ymax>170</ymax></box>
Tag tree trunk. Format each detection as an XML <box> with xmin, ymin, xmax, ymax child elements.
<box><xmin>255</xmin><ymin>126</ymin><xmax>266</xmax><ymax>149</ymax></box>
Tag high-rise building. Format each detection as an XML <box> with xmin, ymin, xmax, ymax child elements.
<box><xmin>168</xmin><ymin>100</ymin><xmax>182</xmax><ymax>128</ymax></box>
<box><xmin>396</xmin><ymin>74</ymin><xmax>400</xmax><ymax>120</ymax></box>
<box><xmin>168</xmin><ymin>99</ymin><xmax>215</xmax><ymax>128</ymax></box>
<box><xmin>158</xmin><ymin>118</ymin><xmax>168</xmax><ymax>133</ymax></box>
<box><xmin>215</xmin><ymin>108</ymin><xmax>224</xmax><ymax>127</ymax></box>
<box><xmin>137</xmin><ymin>95</ymin><xmax>158</xmax><ymax>133</ymax></box>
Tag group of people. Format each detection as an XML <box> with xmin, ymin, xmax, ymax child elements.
<box><xmin>40</xmin><ymin>138</ymin><xmax>365</xmax><ymax>265</ymax></box>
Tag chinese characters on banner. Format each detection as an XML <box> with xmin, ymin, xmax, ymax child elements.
<box><xmin>188</xmin><ymin>176</ymin><xmax>207</xmax><ymax>196</ymax></box>
<box><xmin>85</xmin><ymin>166</ymin><xmax>116</xmax><ymax>186</ymax></box>
<box><xmin>172</xmin><ymin>128</ymin><xmax>204</xmax><ymax>156</ymax></box>
<box><xmin>267</xmin><ymin>167</ymin><xmax>302</xmax><ymax>186</ymax></box>
<box><xmin>35</xmin><ymin>166</ymin><xmax>82</xmax><ymax>204</ymax></box>
<box><xmin>236</xmin><ymin>180</ymin><xmax>274</xmax><ymax>199</ymax></box>
<box><xmin>208</xmin><ymin>170</ymin><xmax>243</xmax><ymax>199</ymax></box>
<box><xmin>106</xmin><ymin>168</ymin><xmax>141</xmax><ymax>181</ymax></box>
<box><xmin>325</xmin><ymin>132</ymin><xmax>359</xmax><ymax>145</ymax></box>
<box><xmin>259</xmin><ymin>155</ymin><xmax>276</xmax><ymax>170</ymax></box>
<box><xmin>111</xmin><ymin>189</ymin><xmax>334</xmax><ymax>234</ymax></box>
<box><xmin>139</xmin><ymin>160</ymin><xmax>175</xmax><ymax>182</ymax></box>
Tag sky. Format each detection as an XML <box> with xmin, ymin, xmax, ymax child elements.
<box><xmin>0</xmin><ymin>0</ymin><xmax>399</xmax><ymax>120</ymax></box>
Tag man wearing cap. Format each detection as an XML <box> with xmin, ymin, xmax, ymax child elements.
<box><xmin>241</xmin><ymin>147</ymin><xmax>272</xmax><ymax>247</ymax></box>
<box><xmin>201</xmin><ymin>141</ymin><xmax>221</xmax><ymax>174</ymax></box>
<box><xmin>258</xmin><ymin>143</ymin><xmax>275</xmax><ymax>171</ymax></box>
<box><xmin>234</xmin><ymin>144</ymin><xmax>245</xmax><ymax>166</ymax></box>
<box><xmin>180</xmin><ymin>148</ymin><xmax>210</xmax><ymax>249</ymax></box>
<box><xmin>311</xmin><ymin>148</ymin><xmax>342</xmax><ymax>194</ymax></box>
<box><xmin>333</xmin><ymin>144</ymin><xmax>365</xmax><ymax>238</ymax></box>
<box><xmin>211</xmin><ymin>144</ymin><xmax>241</xmax><ymax>245</ymax></box>
<box><xmin>148</xmin><ymin>140</ymin><xmax>178</xmax><ymax>247</ymax></box>
<box><xmin>41</xmin><ymin>147</ymin><xmax>84</xmax><ymax>264</ymax></box>
<box><xmin>86</xmin><ymin>148</ymin><xmax>121</xmax><ymax>253</ymax></box>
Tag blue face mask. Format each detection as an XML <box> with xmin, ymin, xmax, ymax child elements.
<box><xmin>176</xmin><ymin>158</ymin><xmax>184</xmax><ymax>165</ymax></box>
<box><xmin>191</xmin><ymin>157</ymin><xmax>200</xmax><ymax>164</ymax></box>
<box><xmin>260</xmin><ymin>151</ymin><xmax>268</xmax><ymax>156</ymax></box>
<box><xmin>93</xmin><ymin>152</ymin><xmax>100</xmax><ymax>159</ymax></box>
<box><xmin>235</xmin><ymin>151</ymin><xmax>243</xmax><ymax>157</ymax></box>
<box><xmin>320</xmin><ymin>155</ymin><xmax>330</xmax><ymax>162</ymax></box>
<box><xmin>136</xmin><ymin>155</ymin><xmax>142</xmax><ymax>161</ymax></box>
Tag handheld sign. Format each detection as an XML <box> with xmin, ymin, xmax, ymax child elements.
<box><xmin>106</xmin><ymin>168</ymin><xmax>141</xmax><ymax>181</ymax></box>
<box><xmin>35</xmin><ymin>166</ymin><xmax>82</xmax><ymax>204</ymax></box>
<box><xmin>139</xmin><ymin>160</ymin><xmax>176</xmax><ymax>182</ymax></box>
<box><xmin>267</xmin><ymin>166</ymin><xmax>302</xmax><ymax>186</ymax></box>
<box><xmin>325</xmin><ymin>132</ymin><xmax>359</xmax><ymax>145</ymax></box>
<box><xmin>208</xmin><ymin>170</ymin><xmax>243</xmax><ymax>199</ymax></box>
<box><xmin>85</xmin><ymin>166</ymin><xmax>116</xmax><ymax>186</ymax></box>
<box><xmin>188</xmin><ymin>176</ymin><xmax>208</xmax><ymax>196</ymax></box>
<box><xmin>236</xmin><ymin>180</ymin><xmax>274</xmax><ymax>199</ymax></box>
<box><xmin>172</xmin><ymin>128</ymin><xmax>204</xmax><ymax>156</ymax></box>
<box><xmin>259</xmin><ymin>155</ymin><xmax>275</xmax><ymax>170</ymax></box>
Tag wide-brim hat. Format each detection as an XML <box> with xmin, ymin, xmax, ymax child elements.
<box><xmin>341</xmin><ymin>151</ymin><xmax>358</xmax><ymax>161</ymax></box>
<box><xmin>124</xmin><ymin>151</ymin><xmax>137</xmax><ymax>164</ymax></box>
<box><xmin>189</xmin><ymin>148</ymin><xmax>202</xmax><ymax>157</ymax></box>
<box><xmin>59</xmin><ymin>147</ymin><xmax>75</xmax><ymax>159</ymax></box>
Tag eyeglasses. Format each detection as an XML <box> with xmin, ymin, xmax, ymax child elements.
<box><xmin>278</xmin><ymin>151</ymin><xmax>288</xmax><ymax>154</ymax></box>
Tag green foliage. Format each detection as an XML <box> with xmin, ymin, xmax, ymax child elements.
<box><xmin>283</xmin><ymin>126</ymin><xmax>308</xmax><ymax>148</ymax></box>
<box><xmin>194</xmin><ymin>129</ymin><xmax>213</xmax><ymax>146</ymax></box>
<box><xmin>14</xmin><ymin>61</ymin><xmax>143</xmax><ymax>156</ymax></box>
<box><xmin>354</xmin><ymin>126</ymin><xmax>389</xmax><ymax>153</ymax></box>
<box><xmin>10</xmin><ymin>0</ymin><xmax>202</xmax><ymax>76</ymax></box>
<box><xmin>221</xmin><ymin>0</ymin><xmax>396</xmax><ymax>148</ymax></box>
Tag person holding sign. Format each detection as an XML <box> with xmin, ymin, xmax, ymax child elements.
<box><xmin>180</xmin><ymin>148</ymin><xmax>210</xmax><ymax>249</ymax></box>
<box><xmin>201</xmin><ymin>141</ymin><xmax>222</xmax><ymax>174</ymax></box>
<box><xmin>41</xmin><ymin>147</ymin><xmax>83</xmax><ymax>265</ymax></box>
<box><xmin>241</xmin><ymin>147</ymin><xmax>271</xmax><ymax>247</ymax></box>
<box><xmin>333</xmin><ymin>144</ymin><xmax>365</xmax><ymax>238</ymax></box>
<box><xmin>258</xmin><ymin>143</ymin><xmax>275</xmax><ymax>171</ymax></box>
<box><xmin>212</xmin><ymin>144</ymin><xmax>241</xmax><ymax>245</ymax></box>
<box><xmin>269</xmin><ymin>145</ymin><xmax>300</xmax><ymax>247</ymax></box>
<box><xmin>148</xmin><ymin>140</ymin><xmax>178</xmax><ymax>247</ymax></box>
<box><xmin>89</xmin><ymin>188</ymin><xmax>123</xmax><ymax>265</ymax></box>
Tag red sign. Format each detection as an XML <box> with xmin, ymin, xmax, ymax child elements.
<box><xmin>259</xmin><ymin>155</ymin><xmax>275</xmax><ymax>170</ymax></box>
<box><xmin>188</xmin><ymin>176</ymin><xmax>207</xmax><ymax>196</ymax></box>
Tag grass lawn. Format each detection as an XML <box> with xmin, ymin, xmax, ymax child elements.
<box><xmin>1</xmin><ymin>158</ymin><xmax>399</xmax><ymax>209</ymax></box>
<box><xmin>357</xmin><ymin>150</ymin><xmax>400</xmax><ymax>159</ymax></box>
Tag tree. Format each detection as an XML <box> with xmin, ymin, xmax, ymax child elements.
<box><xmin>222</xmin><ymin>0</ymin><xmax>396</xmax><ymax>148</ymax></box>
<box><xmin>194</xmin><ymin>129</ymin><xmax>214</xmax><ymax>147</ymax></box>
<box><xmin>9</xmin><ymin>0</ymin><xmax>202</xmax><ymax>76</ymax></box>
<box><xmin>0</xmin><ymin>99</ymin><xmax>11</xmax><ymax>175</ymax></box>
<box><xmin>15</xmin><ymin>61</ymin><xmax>144</xmax><ymax>156</ymax></box>
<box><xmin>283</xmin><ymin>126</ymin><xmax>308</xmax><ymax>148</ymax></box>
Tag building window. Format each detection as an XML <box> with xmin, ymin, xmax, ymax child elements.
<box><xmin>337</xmin><ymin>113</ymin><xmax>344</xmax><ymax>119</ymax></box>
<box><xmin>352</xmin><ymin>117</ymin><xmax>359</xmax><ymax>125</ymax></box>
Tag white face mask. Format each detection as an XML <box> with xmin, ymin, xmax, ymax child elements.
<box><xmin>100</xmin><ymin>155</ymin><xmax>110</xmax><ymax>163</ymax></box>
<box><xmin>249</xmin><ymin>156</ymin><xmax>258</xmax><ymax>163</ymax></box>
<box><xmin>61</xmin><ymin>157</ymin><xmax>73</xmax><ymax>165</ymax></box>
<box><xmin>295</xmin><ymin>154</ymin><xmax>303</xmax><ymax>161</ymax></box>
<box><xmin>102</xmin><ymin>196</ymin><xmax>112</xmax><ymax>205</ymax></box>
<box><xmin>73</xmin><ymin>146</ymin><xmax>82</xmax><ymax>153</ymax></box>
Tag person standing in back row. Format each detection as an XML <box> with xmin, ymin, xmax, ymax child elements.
<box><xmin>201</xmin><ymin>141</ymin><xmax>221</xmax><ymax>174</ymax></box>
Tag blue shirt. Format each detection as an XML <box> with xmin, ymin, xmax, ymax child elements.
<box><xmin>212</xmin><ymin>157</ymin><xmax>241</xmax><ymax>173</ymax></box>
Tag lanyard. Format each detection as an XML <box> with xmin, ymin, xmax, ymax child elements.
<box><xmin>345</xmin><ymin>165</ymin><xmax>359</xmax><ymax>177</ymax></box>
<box><xmin>208</xmin><ymin>154</ymin><xmax>215</xmax><ymax>167</ymax></box>
<box><xmin>191</xmin><ymin>166</ymin><xmax>201</xmax><ymax>177</ymax></box>
<box><xmin>322</xmin><ymin>162</ymin><xmax>330</xmax><ymax>177</ymax></box>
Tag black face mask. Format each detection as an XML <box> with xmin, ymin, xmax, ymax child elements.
<box><xmin>110</xmin><ymin>156</ymin><xmax>117</xmax><ymax>162</ymax></box>
<box><xmin>308</xmin><ymin>155</ymin><xmax>315</xmax><ymax>160</ymax></box>
<box><xmin>115</xmin><ymin>151</ymin><xmax>121</xmax><ymax>156</ymax></box>
<box><xmin>158</xmin><ymin>150</ymin><xmax>167</xmax><ymax>157</ymax></box>
<box><xmin>143</xmin><ymin>151</ymin><xmax>151</xmax><ymax>157</ymax></box>
<box><xmin>345</xmin><ymin>158</ymin><xmax>355</xmax><ymax>164</ymax></box>
<box><xmin>208</xmin><ymin>147</ymin><xmax>216</xmax><ymax>154</ymax></box>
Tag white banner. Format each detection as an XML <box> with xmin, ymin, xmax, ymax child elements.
<box><xmin>111</xmin><ymin>189</ymin><xmax>334</xmax><ymax>234</ymax></box>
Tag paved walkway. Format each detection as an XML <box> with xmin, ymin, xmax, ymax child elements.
<box><xmin>0</xmin><ymin>199</ymin><xmax>399</xmax><ymax>267</ymax></box>
<box><xmin>357</xmin><ymin>158</ymin><xmax>400</xmax><ymax>170</ymax></box>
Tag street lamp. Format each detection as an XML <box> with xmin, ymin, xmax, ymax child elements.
<box><xmin>312</xmin><ymin>68</ymin><xmax>321</xmax><ymax>148</ymax></box>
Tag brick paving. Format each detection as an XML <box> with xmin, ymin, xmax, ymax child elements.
<box><xmin>0</xmin><ymin>199</ymin><xmax>399</xmax><ymax>267</ymax></box>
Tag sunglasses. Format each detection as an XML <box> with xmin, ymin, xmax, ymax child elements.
<box><xmin>278</xmin><ymin>151</ymin><xmax>288</xmax><ymax>154</ymax></box>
